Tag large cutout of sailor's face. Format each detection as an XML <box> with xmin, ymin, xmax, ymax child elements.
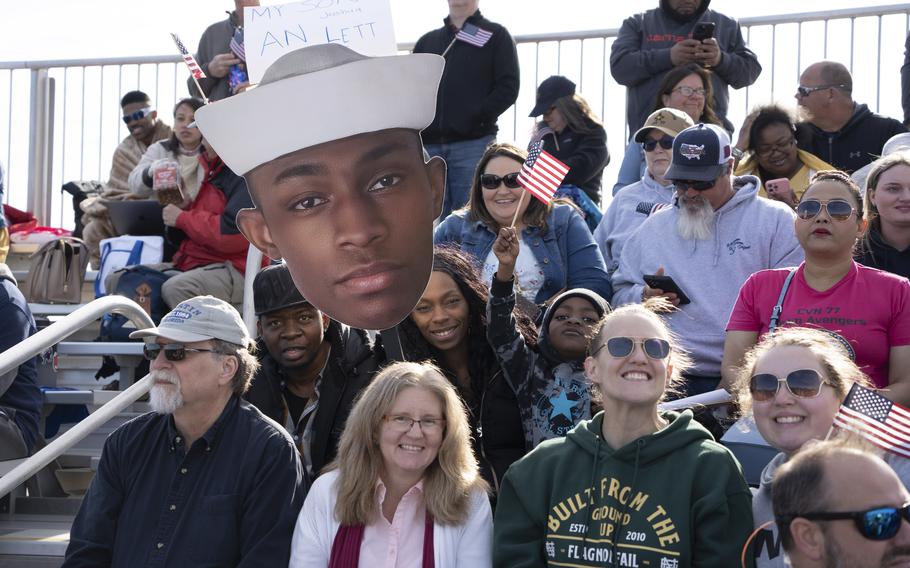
<box><xmin>239</xmin><ymin>128</ymin><xmax>445</xmax><ymax>330</ymax></box>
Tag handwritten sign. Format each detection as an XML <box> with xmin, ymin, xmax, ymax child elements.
<box><xmin>244</xmin><ymin>0</ymin><xmax>396</xmax><ymax>83</ymax></box>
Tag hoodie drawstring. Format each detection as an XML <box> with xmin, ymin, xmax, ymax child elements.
<box><xmin>609</xmin><ymin>439</ymin><xmax>644</xmax><ymax>567</ymax></box>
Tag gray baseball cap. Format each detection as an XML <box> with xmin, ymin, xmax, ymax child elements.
<box><xmin>130</xmin><ymin>295</ymin><xmax>251</xmax><ymax>347</ymax></box>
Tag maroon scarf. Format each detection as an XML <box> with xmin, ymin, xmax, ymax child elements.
<box><xmin>328</xmin><ymin>513</ymin><xmax>435</xmax><ymax>568</ymax></box>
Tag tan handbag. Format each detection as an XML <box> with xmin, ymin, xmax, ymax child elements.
<box><xmin>25</xmin><ymin>237</ymin><xmax>90</xmax><ymax>304</ymax></box>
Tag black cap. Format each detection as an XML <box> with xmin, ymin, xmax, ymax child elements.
<box><xmin>253</xmin><ymin>264</ymin><xmax>309</xmax><ymax>316</ymax></box>
<box><xmin>529</xmin><ymin>76</ymin><xmax>576</xmax><ymax>117</ymax></box>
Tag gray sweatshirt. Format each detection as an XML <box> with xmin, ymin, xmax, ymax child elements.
<box><xmin>611</xmin><ymin>175</ymin><xmax>803</xmax><ymax>375</ymax></box>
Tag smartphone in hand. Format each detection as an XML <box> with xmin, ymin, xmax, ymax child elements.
<box><xmin>692</xmin><ymin>22</ymin><xmax>716</xmax><ymax>41</ymax></box>
<box><xmin>643</xmin><ymin>274</ymin><xmax>692</xmax><ymax>305</ymax></box>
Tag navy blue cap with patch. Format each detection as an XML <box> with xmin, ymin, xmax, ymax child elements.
<box><xmin>665</xmin><ymin>123</ymin><xmax>732</xmax><ymax>182</ymax></box>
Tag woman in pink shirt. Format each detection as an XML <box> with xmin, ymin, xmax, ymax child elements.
<box><xmin>721</xmin><ymin>171</ymin><xmax>910</xmax><ymax>403</ymax></box>
<box><xmin>289</xmin><ymin>361</ymin><xmax>492</xmax><ymax>568</ymax></box>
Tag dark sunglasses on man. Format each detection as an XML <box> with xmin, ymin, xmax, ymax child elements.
<box><xmin>143</xmin><ymin>342</ymin><xmax>216</xmax><ymax>362</ymax></box>
<box><xmin>481</xmin><ymin>172</ymin><xmax>522</xmax><ymax>190</ymax></box>
<box><xmin>673</xmin><ymin>179</ymin><xmax>716</xmax><ymax>191</ymax></box>
<box><xmin>780</xmin><ymin>503</ymin><xmax>910</xmax><ymax>541</ymax></box>
<box><xmin>642</xmin><ymin>136</ymin><xmax>674</xmax><ymax>152</ymax></box>
<box><xmin>122</xmin><ymin>107</ymin><xmax>153</xmax><ymax>125</ymax></box>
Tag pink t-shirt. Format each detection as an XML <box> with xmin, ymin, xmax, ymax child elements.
<box><xmin>727</xmin><ymin>262</ymin><xmax>910</xmax><ymax>387</ymax></box>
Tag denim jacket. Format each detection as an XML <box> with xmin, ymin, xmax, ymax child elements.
<box><xmin>434</xmin><ymin>202</ymin><xmax>612</xmax><ymax>304</ymax></box>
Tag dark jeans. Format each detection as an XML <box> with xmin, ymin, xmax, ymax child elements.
<box><xmin>425</xmin><ymin>134</ymin><xmax>496</xmax><ymax>220</ymax></box>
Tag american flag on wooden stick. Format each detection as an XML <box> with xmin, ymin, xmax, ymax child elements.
<box><xmin>171</xmin><ymin>33</ymin><xmax>206</xmax><ymax>79</ymax></box>
<box><xmin>832</xmin><ymin>383</ymin><xmax>910</xmax><ymax>458</ymax></box>
<box><xmin>456</xmin><ymin>23</ymin><xmax>493</xmax><ymax>48</ymax></box>
<box><xmin>517</xmin><ymin>141</ymin><xmax>570</xmax><ymax>204</ymax></box>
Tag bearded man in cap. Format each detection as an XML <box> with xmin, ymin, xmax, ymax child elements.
<box><xmin>64</xmin><ymin>296</ymin><xmax>306</xmax><ymax>567</ymax></box>
<box><xmin>611</xmin><ymin>123</ymin><xmax>802</xmax><ymax>397</ymax></box>
<box><xmin>195</xmin><ymin>44</ymin><xmax>446</xmax><ymax>331</ymax></box>
<box><xmin>244</xmin><ymin>264</ymin><xmax>382</xmax><ymax>479</ymax></box>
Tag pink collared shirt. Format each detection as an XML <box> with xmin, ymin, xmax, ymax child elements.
<box><xmin>360</xmin><ymin>479</ymin><xmax>427</xmax><ymax>568</ymax></box>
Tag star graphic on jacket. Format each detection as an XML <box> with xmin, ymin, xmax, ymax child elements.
<box><xmin>549</xmin><ymin>390</ymin><xmax>577</xmax><ymax>421</ymax></box>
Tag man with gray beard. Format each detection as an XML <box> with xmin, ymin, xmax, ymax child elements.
<box><xmin>773</xmin><ymin>440</ymin><xmax>910</xmax><ymax>568</ymax></box>
<box><xmin>612</xmin><ymin>123</ymin><xmax>803</xmax><ymax>397</ymax></box>
<box><xmin>65</xmin><ymin>295</ymin><xmax>306</xmax><ymax>567</ymax></box>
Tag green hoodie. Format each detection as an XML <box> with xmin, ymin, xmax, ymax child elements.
<box><xmin>493</xmin><ymin>410</ymin><xmax>754</xmax><ymax>568</ymax></box>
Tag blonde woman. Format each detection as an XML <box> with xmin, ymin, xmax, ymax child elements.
<box><xmin>732</xmin><ymin>327</ymin><xmax>874</xmax><ymax>567</ymax></box>
<box><xmin>289</xmin><ymin>361</ymin><xmax>491</xmax><ymax>568</ymax></box>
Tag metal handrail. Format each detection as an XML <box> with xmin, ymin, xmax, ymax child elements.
<box><xmin>0</xmin><ymin>295</ymin><xmax>156</xmax><ymax>497</ymax></box>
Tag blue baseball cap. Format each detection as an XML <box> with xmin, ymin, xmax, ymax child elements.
<box><xmin>664</xmin><ymin>123</ymin><xmax>732</xmax><ymax>182</ymax></box>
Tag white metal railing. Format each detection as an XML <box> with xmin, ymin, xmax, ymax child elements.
<box><xmin>0</xmin><ymin>295</ymin><xmax>154</xmax><ymax>498</ymax></box>
<box><xmin>2</xmin><ymin>4</ymin><xmax>909</xmax><ymax>225</ymax></box>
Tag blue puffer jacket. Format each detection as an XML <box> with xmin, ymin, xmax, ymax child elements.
<box><xmin>434</xmin><ymin>202</ymin><xmax>612</xmax><ymax>304</ymax></box>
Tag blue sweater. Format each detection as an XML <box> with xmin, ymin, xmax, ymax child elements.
<box><xmin>434</xmin><ymin>203</ymin><xmax>612</xmax><ymax>304</ymax></box>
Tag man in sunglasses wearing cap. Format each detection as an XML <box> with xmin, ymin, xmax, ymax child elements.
<box><xmin>80</xmin><ymin>90</ymin><xmax>172</xmax><ymax>267</ymax></box>
<box><xmin>773</xmin><ymin>439</ymin><xmax>910</xmax><ymax>568</ymax></box>
<box><xmin>612</xmin><ymin>123</ymin><xmax>803</xmax><ymax>397</ymax></box>
<box><xmin>65</xmin><ymin>295</ymin><xmax>306</xmax><ymax>566</ymax></box>
<box><xmin>195</xmin><ymin>44</ymin><xmax>446</xmax><ymax>331</ymax></box>
<box><xmin>244</xmin><ymin>264</ymin><xmax>381</xmax><ymax>479</ymax></box>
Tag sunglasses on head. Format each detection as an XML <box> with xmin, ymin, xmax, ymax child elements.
<box><xmin>593</xmin><ymin>337</ymin><xmax>671</xmax><ymax>360</ymax></box>
<box><xmin>642</xmin><ymin>136</ymin><xmax>675</xmax><ymax>152</ymax></box>
<box><xmin>749</xmin><ymin>369</ymin><xmax>828</xmax><ymax>402</ymax></box>
<box><xmin>122</xmin><ymin>107</ymin><xmax>152</xmax><ymax>125</ymax></box>
<box><xmin>143</xmin><ymin>342</ymin><xmax>216</xmax><ymax>362</ymax></box>
<box><xmin>796</xmin><ymin>198</ymin><xmax>856</xmax><ymax>221</ymax></box>
<box><xmin>782</xmin><ymin>503</ymin><xmax>910</xmax><ymax>541</ymax></box>
<box><xmin>674</xmin><ymin>179</ymin><xmax>715</xmax><ymax>191</ymax></box>
<box><xmin>481</xmin><ymin>172</ymin><xmax>522</xmax><ymax>190</ymax></box>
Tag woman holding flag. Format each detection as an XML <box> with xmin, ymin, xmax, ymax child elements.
<box><xmin>434</xmin><ymin>142</ymin><xmax>610</xmax><ymax>307</ymax></box>
<box><xmin>731</xmin><ymin>326</ymin><xmax>896</xmax><ymax>567</ymax></box>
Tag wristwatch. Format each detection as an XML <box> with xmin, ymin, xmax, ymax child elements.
<box><xmin>731</xmin><ymin>147</ymin><xmax>745</xmax><ymax>159</ymax></box>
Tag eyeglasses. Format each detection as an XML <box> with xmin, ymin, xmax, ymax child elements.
<box><xmin>642</xmin><ymin>136</ymin><xmax>675</xmax><ymax>152</ymax></box>
<box><xmin>383</xmin><ymin>414</ymin><xmax>446</xmax><ymax>434</ymax></box>
<box><xmin>796</xmin><ymin>199</ymin><xmax>857</xmax><ymax>221</ymax></box>
<box><xmin>593</xmin><ymin>337</ymin><xmax>671</xmax><ymax>360</ymax></box>
<box><xmin>143</xmin><ymin>342</ymin><xmax>217</xmax><ymax>362</ymax></box>
<box><xmin>755</xmin><ymin>138</ymin><xmax>795</xmax><ymax>157</ymax></box>
<box><xmin>749</xmin><ymin>369</ymin><xmax>829</xmax><ymax>402</ymax></box>
<box><xmin>122</xmin><ymin>107</ymin><xmax>152</xmax><ymax>125</ymax></box>
<box><xmin>673</xmin><ymin>86</ymin><xmax>707</xmax><ymax>97</ymax></box>
<box><xmin>674</xmin><ymin>179</ymin><xmax>716</xmax><ymax>191</ymax></box>
<box><xmin>781</xmin><ymin>503</ymin><xmax>910</xmax><ymax>541</ymax></box>
<box><xmin>796</xmin><ymin>84</ymin><xmax>848</xmax><ymax>97</ymax></box>
<box><xmin>481</xmin><ymin>172</ymin><xmax>522</xmax><ymax>190</ymax></box>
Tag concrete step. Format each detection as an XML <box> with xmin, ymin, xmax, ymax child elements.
<box><xmin>0</xmin><ymin>515</ymin><xmax>71</xmax><ymax>560</ymax></box>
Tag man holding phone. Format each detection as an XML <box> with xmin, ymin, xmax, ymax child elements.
<box><xmin>611</xmin><ymin>0</ymin><xmax>761</xmax><ymax>134</ymax></box>
<box><xmin>611</xmin><ymin>124</ymin><xmax>803</xmax><ymax>397</ymax></box>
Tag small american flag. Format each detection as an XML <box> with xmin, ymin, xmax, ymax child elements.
<box><xmin>230</xmin><ymin>28</ymin><xmax>246</xmax><ymax>61</ymax></box>
<box><xmin>518</xmin><ymin>141</ymin><xmax>570</xmax><ymax>204</ymax></box>
<box><xmin>832</xmin><ymin>384</ymin><xmax>910</xmax><ymax>458</ymax></box>
<box><xmin>171</xmin><ymin>33</ymin><xmax>206</xmax><ymax>80</ymax></box>
<box><xmin>456</xmin><ymin>23</ymin><xmax>493</xmax><ymax>48</ymax></box>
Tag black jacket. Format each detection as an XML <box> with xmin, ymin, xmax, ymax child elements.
<box><xmin>856</xmin><ymin>226</ymin><xmax>910</xmax><ymax>280</ymax></box>
<box><xmin>795</xmin><ymin>103</ymin><xmax>908</xmax><ymax>174</ymax></box>
<box><xmin>414</xmin><ymin>10</ymin><xmax>520</xmax><ymax>144</ymax></box>
<box><xmin>470</xmin><ymin>363</ymin><xmax>527</xmax><ymax>494</ymax></box>
<box><xmin>540</xmin><ymin>119</ymin><xmax>610</xmax><ymax>202</ymax></box>
<box><xmin>244</xmin><ymin>322</ymin><xmax>381</xmax><ymax>476</ymax></box>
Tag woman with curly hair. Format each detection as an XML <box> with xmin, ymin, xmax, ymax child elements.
<box><xmin>290</xmin><ymin>361</ymin><xmax>492</xmax><ymax>567</ymax></box>
<box><xmin>396</xmin><ymin>246</ymin><xmax>532</xmax><ymax>492</ymax></box>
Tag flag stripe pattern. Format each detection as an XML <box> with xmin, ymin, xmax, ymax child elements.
<box><xmin>518</xmin><ymin>141</ymin><xmax>569</xmax><ymax>204</ymax></box>
<box><xmin>171</xmin><ymin>33</ymin><xmax>207</xmax><ymax>80</ymax></box>
<box><xmin>230</xmin><ymin>30</ymin><xmax>246</xmax><ymax>61</ymax></box>
<box><xmin>832</xmin><ymin>384</ymin><xmax>910</xmax><ymax>458</ymax></box>
<box><xmin>456</xmin><ymin>23</ymin><xmax>493</xmax><ymax>48</ymax></box>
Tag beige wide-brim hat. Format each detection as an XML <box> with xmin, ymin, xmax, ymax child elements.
<box><xmin>195</xmin><ymin>44</ymin><xmax>445</xmax><ymax>176</ymax></box>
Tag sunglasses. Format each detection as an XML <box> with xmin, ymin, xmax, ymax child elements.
<box><xmin>122</xmin><ymin>107</ymin><xmax>152</xmax><ymax>125</ymax></box>
<box><xmin>642</xmin><ymin>136</ymin><xmax>674</xmax><ymax>152</ymax></box>
<box><xmin>143</xmin><ymin>342</ymin><xmax>216</xmax><ymax>362</ymax></box>
<box><xmin>796</xmin><ymin>84</ymin><xmax>847</xmax><ymax>98</ymax></box>
<box><xmin>796</xmin><ymin>198</ymin><xmax>856</xmax><ymax>221</ymax></box>
<box><xmin>782</xmin><ymin>503</ymin><xmax>910</xmax><ymax>541</ymax></box>
<box><xmin>594</xmin><ymin>337</ymin><xmax>671</xmax><ymax>360</ymax></box>
<box><xmin>481</xmin><ymin>172</ymin><xmax>522</xmax><ymax>190</ymax></box>
<box><xmin>674</xmin><ymin>179</ymin><xmax>716</xmax><ymax>191</ymax></box>
<box><xmin>749</xmin><ymin>369</ymin><xmax>828</xmax><ymax>402</ymax></box>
